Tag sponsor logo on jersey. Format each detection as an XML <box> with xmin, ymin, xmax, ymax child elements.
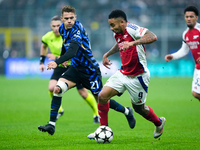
<box><xmin>187</xmin><ymin>41</ymin><xmax>199</xmax><ymax>49</ymax></box>
<box><xmin>186</xmin><ymin>37</ymin><xmax>189</xmax><ymax>41</ymax></box>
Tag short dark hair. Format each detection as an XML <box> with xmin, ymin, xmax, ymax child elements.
<box><xmin>108</xmin><ymin>9</ymin><xmax>127</xmax><ymax>22</ymax></box>
<box><xmin>62</xmin><ymin>6</ymin><xmax>75</xmax><ymax>15</ymax></box>
<box><xmin>51</xmin><ymin>16</ymin><xmax>61</xmax><ymax>21</ymax></box>
<box><xmin>184</xmin><ymin>6</ymin><xmax>199</xmax><ymax>16</ymax></box>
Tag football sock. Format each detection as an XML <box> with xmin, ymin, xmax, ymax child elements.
<box><xmin>48</xmin><ymin>91</ymin><xmax>53</xmax><ymax>99</ymax></box>
<box><xmin>49</xmin><ymin>96</ymin><xmax>62</xmax><ymax>123</ymax></box>
<box><xmin>143</xmin><ymin>106</ymin><xmax>161</xmax><ymax>126</ymax></box>
<box><xmin>109</xmin><ymin>99</ymin><xmax>128</xmax><ymax>115</ymax></box>
<box><xmin>98</xmin><ymin>102</ymin><xmax>109</xmax><ymax>126</ymax></box>
<box><xmin>49</xmin><ymin>91</ymin><xmax>63</xmax><ymax>113</ymax></box>
<box><xmin>84</xmin><ymin>93</ymin><xmax>99</xmax><ymax>116</ymax></box>
<box><xmin>58</xmin><ymin>105</ymin><xmax>63</xmax><ymax>113</ymax></box>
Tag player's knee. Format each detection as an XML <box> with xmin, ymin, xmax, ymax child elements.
<box><xmin>53</xmin><ymin>80</ymin><xmax>68</xmax><ymax>97</ymax></box>
<box><xmin>98</xmin><ymin>92</ymin><xmax>109</xmax><ymax>104</ymax></box>
<box><xmin>49</xmin><ymin>86</ymin><xmax>54</xmax><ymax>92</ymax></box>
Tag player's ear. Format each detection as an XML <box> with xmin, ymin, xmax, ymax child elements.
<box><xmin>75</xmin><ymin>15</ymin><xmax>77</xmax><ymax>20</ymax></box>
<box><xmin>120</xmin><ymin>19</ymin><xmax>125</xmax><ymax>25</ymax></box>
<box><xmin>60</xmin><ymin>16</ymin><xmax>63</xmax><ymax>21</ymax></box>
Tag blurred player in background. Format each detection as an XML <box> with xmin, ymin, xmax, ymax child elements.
<box><xmin>38</xmin><ymin>6</ymin><xmax>135</xmax><ymax>136</ymax></box>
<box><xmin>39</xmin><ymin>16</ymin><xmax>100</xmax><ymax>123</ymax></box>
<box><xmin>165</xmin><ymin>6</ymin><xmax>200</xmax><ymax>102</ymax></box>
<box><xmin>88</xmin><ymin>9</ymin><xmax>166</xmax><ymax>139</ymax></box>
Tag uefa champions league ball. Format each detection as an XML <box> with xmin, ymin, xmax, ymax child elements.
<box><xmin>94</xmin><ymin>126</ymin><xmax>113</xmax><ymax>143</ymax></box>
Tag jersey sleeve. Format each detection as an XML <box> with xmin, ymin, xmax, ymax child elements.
<box><xmin>127</xmin><ymin>23</ymin><xmax>148</xmax><ymax>39</ymax></box>
<box><xmin>182</xmin><ymin>29</ymin><xmax>187</xmax><ymax>42</ymax></box>
<box><xmin>41</xmin><ymin>33</ymin><xmax>48</xmax><ymax>46</ymax></box>
<box><xmin>70</xmin><ymin>25</ymin><xmax>83</xmax><ymax>46</ymax></box>
<box><xmin>172</xmin><ymin>41</ymin><xmax>190</xmax><ymax>60</ymax></box>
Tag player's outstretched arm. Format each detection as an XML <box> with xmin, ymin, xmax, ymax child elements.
<box><xmin>55</xmin><ymin>40</ymin><xmax>79</xmax><ymax>65</ymax></box>
<box><xmin>102</xmin><ymin>55</ymin><xmax>112</xmax><ymax>69</ymax></box>
<box><xmin>102</xmin><ymin>43</ymin><xmax>119</xmax><ymax>69</ymax></box>
<box><xmin>165</xmin><ymin>42</ymin><xmax>190</xmax><ymax>61</ymax></box>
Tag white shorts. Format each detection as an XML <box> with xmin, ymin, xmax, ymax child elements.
<box><xmin>192</xmin><ymin>68</ymin><xmax>200</xmax><ymax>94</ymax></box>
<box><xmin>104</xmin><ymin>70</ymin><xmax>150</xmax><ymax>105</ymax></box>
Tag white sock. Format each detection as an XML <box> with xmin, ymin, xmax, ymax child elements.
<box><xmin>124</xmin><ymin>107</ymin><xmax>129</xmax><ymax>115</ymax></box>
<box><xmin>49</xmin><ymin>121</ymin><xmax>55</xmax><ymax>126</ymax></box>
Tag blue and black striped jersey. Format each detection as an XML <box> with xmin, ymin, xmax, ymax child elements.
<box><xmin>59</xmin><ymin>21</ymin><xmax>100</xmax><ymax>73</ymax></box>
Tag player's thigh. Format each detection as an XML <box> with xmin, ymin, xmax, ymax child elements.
<box><xmin>126</xmin><ymin>72</ymin><xmax>150</xmax><ymax>105</ymax></box>
<box><xmin>99</xmin><ymin>86</ymin><xmax>119</xmax><ymax>101</ymax></box>
<box><xmin>192</xmin><ymin>68</ymin><xmax>200</xmax><ymax>94</ymax></box>
<box><xmin>104</xmin><ymin>70</ymin><xmax>126</xmax><ymax>96</ymax></box>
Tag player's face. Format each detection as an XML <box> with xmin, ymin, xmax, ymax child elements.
<box><xmin>61</xmin><ymin>12</ymin><xmax>76</xmax><ymax>29</ymax></box>
<box><xmin>185</xmin><ymin>11</ymin><xmax>198</xmax><ymax>29</ymax></box>
<box><xmin>51</xmin><ymin>20</ymin><xmax>61</xmax><ymax>36</ymax></box>
<box><xmin>108</xmin><ymin>18</ymin><xmax>124</xmax><ymax>34</ymax></box>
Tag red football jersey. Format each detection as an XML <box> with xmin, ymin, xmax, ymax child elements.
<box><xmin>114</xmin><ymin>22</ymin><xmax>148</xmax><ymax>76</ymax></box>
<box><xmin>183</xmin><ymin>23</ymin><xmax>200</xmax><ymax>69</ymax></box>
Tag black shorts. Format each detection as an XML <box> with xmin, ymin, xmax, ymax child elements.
<box><xmin>50</xmin><ymin>66</ymin><xmax>68</xmax><ymax>81</ymax></box>
<box><xmin>76</xmin><ymin>84</ymin><xmax>84</xmax><ymax>90</ymax></box>
<box><xmin>60</xmin><ymin>65</ymin><xmax>103</xmax><ymax>96</ymax></box>
<box><xmin>50</xmin><ymin>66</ymin><xmax>85</xmax><ymax>90</ymax></box>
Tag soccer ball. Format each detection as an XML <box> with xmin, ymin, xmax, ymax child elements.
<box><xmin>94</xmin><ymin>126</ymin><xmax>113</xmax><ymax>143</ymax></box>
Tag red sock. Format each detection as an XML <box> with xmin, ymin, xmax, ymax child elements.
<box><xmin>98</xmin><ymin>102</ymin><xmax>109</xmax><ymax>126</ymax></box>
<box><xmin>143</xmin><ymin>106</ymin><xmax>161</xmax><ymax>126</ymax></box>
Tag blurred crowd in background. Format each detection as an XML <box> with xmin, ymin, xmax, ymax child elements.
<box><xmin>0</xmin><ymin>0</ymin><xmax>199</xmax><ymax>74</ymax></box>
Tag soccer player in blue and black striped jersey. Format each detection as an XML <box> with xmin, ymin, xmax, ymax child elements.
<box><xmin>38</xmin><ymin>6</ymin><xmax>136</xmax><ymax>136</ymax></box>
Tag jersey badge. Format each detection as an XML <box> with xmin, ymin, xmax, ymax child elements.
<box><xmin>124</xmin><ymin>35</ymin><xmax>128</xmax><ymax>39</ymax></box>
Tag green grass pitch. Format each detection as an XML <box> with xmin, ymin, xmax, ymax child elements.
<box><xmin>0</xmin><ymin>76</ymin><xmax>199</xmax><ymax>150</ymax></box>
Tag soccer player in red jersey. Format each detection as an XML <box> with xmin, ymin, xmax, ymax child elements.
<box><xmin>165</xmin><ymin>6</ymin><xmax>200</xmax><ymax>101</ymax></box>
<box><xmin>88</xmin><ymin>9</ymin><xmax>166</xmax><ymax>139</ymax></box>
